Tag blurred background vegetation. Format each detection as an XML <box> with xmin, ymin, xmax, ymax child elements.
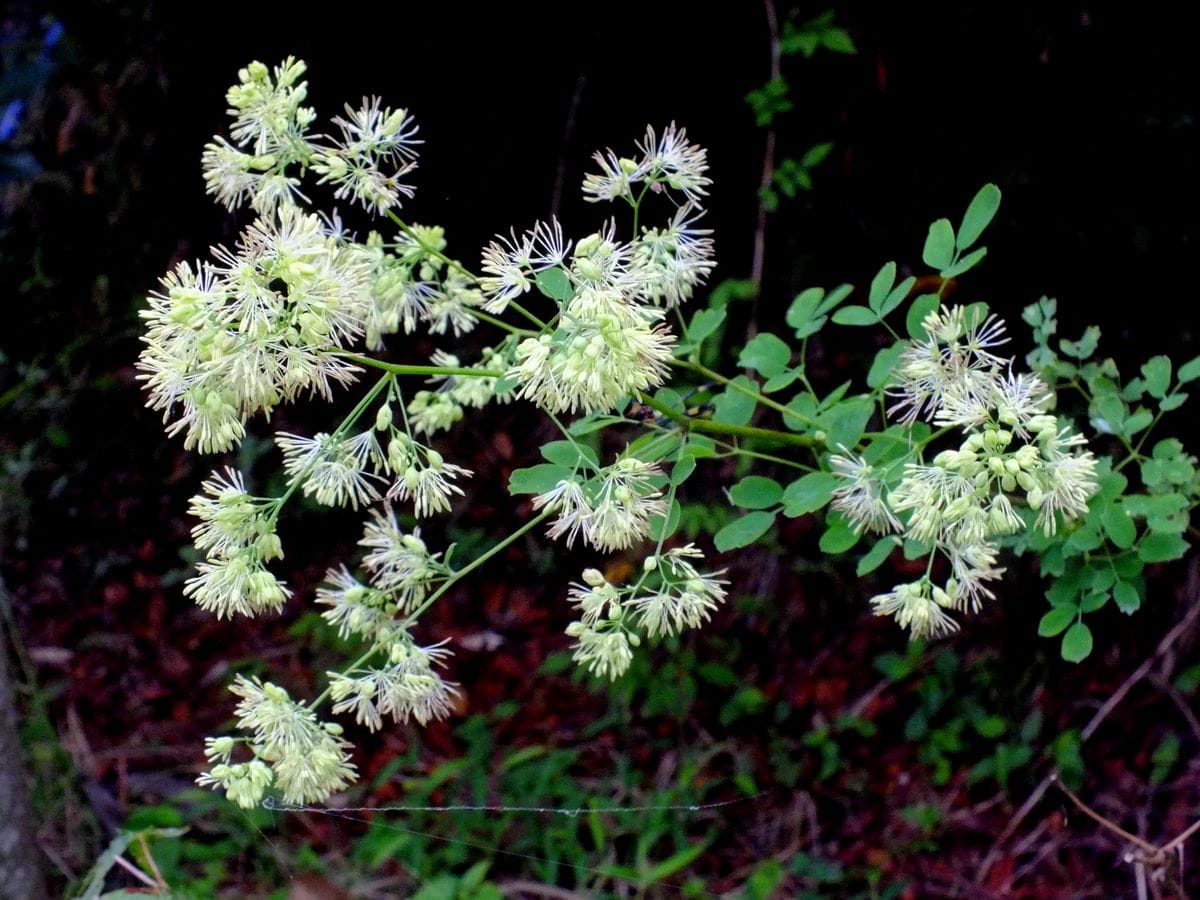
<box><xmin>2</xmin><ymin>1</ymin><xmax>1198</xmax><ymax>896</ymax></box>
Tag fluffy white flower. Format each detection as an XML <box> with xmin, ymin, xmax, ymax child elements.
<box><xmin>276</xmin><ymin>430</ymin><xmax>384</xmax><ymax>510</ymax></box>
<box><xmin>829</xmin><ymin>451</ymin><xmax>902</xmax><ymax>535</ymax></box>
<box><xmin>870</xmin><ymin>581</ymin><xmax>959</xmax><ymax>641</ymax></box>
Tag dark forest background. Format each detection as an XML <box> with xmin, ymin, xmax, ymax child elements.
<box><xmin>2</xmin><ymin>2</ymin><xmax>1199</xmax><ymax>897</ymax></box>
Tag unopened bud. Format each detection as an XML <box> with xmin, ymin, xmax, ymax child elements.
<box><xmin>582</xmin><ymin>568</ymin><xmax>606</xmax><ymax>587</ymax></box>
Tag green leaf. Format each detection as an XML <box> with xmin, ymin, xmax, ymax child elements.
<box><xmin>682</xmin><ymin>434</ymin><xmax>717</xmax><ymax>458</ymax></box>
<box><xmin>906</xmin><ymin>293</ymin><xmax>942</xmax><ymax>339</ymax></box>
<box><xmin>785</xmin><ymin>287</ymin><xmax>826</xmax><ymax>337</ymax></box>
<box><xmin>77</xmin><ymin>828</ymin><xmax>188</xmax><ymax>900</ymax></box>
<box><xmin>1089</xmin><ymin>567</ymin><xmax>1117</xmax><ymax>593</ymax></box>
<box><xmin>868</xmin><ymin>261</ymin><xmax>897</xmax><ymax>312</ymax></box>
<box><xmin>1160</xmin><ymin>391</ymin><xmax>1188</xmax><ymax>411</ymax></box>
<box><xmin>654</xmin><ymin>386</ymin><xmax>686</xmax><ymax>413</ymax></box>
<box><xmin>670</xmin><ymin>453</ymin><xmax>696</xmax><ymax>486</ymax></box>
<box><xmin>540</xmin><ymin>440</ymin><xmax>599</xmax><ymax>469</ymax></box>
<box><xmin>1079</xmin><ymin>591</ymin><xmax>1109</xmax><ymax>613</ymax></box>
<box><xmin>856</xmin><ymin>536</ymin><xmax>899</xmax><ymax>576</ymax></box>
<box><xmin>730</xmin><ymin>475</ymin><xmax>784</xmax><ymax>509</ymax></box>
<box><xmin>1092</xmin><ymin>393</ymin><xmax>1126</xmax><ymax>434</ymax></box>
<box><xmin>939</xmin><ymin>246</ymin><xmax>987</xmax><ymax>279</ymax></box>
<box><xmin>801</xmin><ymin>141</ymin><xmax>834</xmax><ymax>168</ymax></box>
<box><xmin>1067</xmin><ymin>526</ymin><xmax>1103</xmax><ymax>553</ymax></box>
<box><xmin>534</xmin><ymin>266</ymin><xmax>573</xmax><ymax>301</ymax></box>
<box><xmin>956</xmin><ymin>184</ymin><xmax>1002</xmax><ymax>251</ymax></box>
<box><xmin>508</xmin><ymin>464</ymin><xmax>572</xmax><ymax>495</ymax></box>
<box><xmin>867</xmin><ymin>341</ymin><xmax>907</xmax><ymax>389</ymax></box>
<box><xmin>1060</xmin><ymin>326</ymin><xmax>1100</xmax><ymax>360</ymax></box>
<box><xmin>1101</xmin><ymin>505</ymin><xmax>1136</xmax><ymax>549</ymax></box>
<box><xmin>1113</xmin><ymin>580</ymin><xmax>1141</xmax><ymax>614</ymax></box>
<box><xmin>626</xmin><ymin>430</ymin><xmax>681</xmax><ymax>463</ymax></box>
<box><xmin>821</xmin><ymin>397</ymin><xmax>874</xmax><ymax>449</ymax></box>
<box><xmin>1123</xmin><ymin>408</ymin><xmax>1154</xmax><ymax>435</ymax></box>
<box><xmin>878</xmin><ymin>276</ymin><xmax>916</xmax><ymax>318</ymax></box>
<box><xmin>819</xmin><ymin>515</ymin><xmax>860</xmax><ymax>553</ymax></box>
<box><xmin>688</xmin><ymin>307</ymin><xmax>726</xmax><ymax>343</ymax></box>
<box><xmin>1061</xmin><ymin>622</ymin><xmax>1094</xmax><ymax>663</ymax></box>
<box><xmin>782</xmin><ymin>472</ymin><xmax>838</xmax><ymax>517</ymax></box>
<box><xmin>1121</xmin><ymin>378</ymin><xmax>1147</xmax><ymax>402</ymax></box>
<box><xmin>644</xmin><ymin>838</ymin><xmax>711</xmax><ymax>883</ymax></box>
<box><xmin>712</xmin><ymin>376</ymin><xmax>758</xmax><ymax>426</ymax></box>
<box><xmin>1038</xmin><ymin>605</ymin><xmax>1076</xmax><ymax>638</ymax></box>
<box><xmin>569</xmin><ymin>414</ymin><xmax>626</xmax><ymax>435</ymax></box>
<box><xmin>762</xmin><ymin>368</ymin><xmax>801</xmax><ymax>393</ymax></box>
<box><xmin>738</xmin><ymin>332</ymin><xmax>792</xmax><ymax>377</ymax></box>
<box><xmin>1138</xmin><ymin>532</ymin><xmax>1189</xmax><ymax>563</ymax></box>
<box><xmin>819</xmin><ymin>283</ymin><xmax>855</xmax><ymax>312</ymax></box>
<box><xmin>922</xmin><ymin>218</ymin><xmax>955</xmax><ymax>270</ymax></box>
<box><xmin>492</xmin><ymin>374</ymin><xmax>520</xmax><ymax>395</ymax></box>
<box><xmin>1177</xmin><ymin>354</ymin><xmax>1200</xmax><ymax>384</ymax></box>
<box><xmin>647</xmin><ymin>498</ymin><xmax>682</xmax><ymax>541</ymax></box>
<box><xmin>714</xmin><ymin>510</ymin><xmax>777</xmax><ymax>551</ymax></box>
<box><xmin>973</xmin><ymin>714</ymin><xmax>1007</xmax><ymax>740</ymax></box>
<box><xmin>782</xmin><ymin>393</ymin><xmax>817</xmax><ymax>432</ymax></box>
<box><xmin>832</xmin><ymin>305</ymin><xmax>878</xmax><ymax>326</ymax></box>
<box><xmin>785</xmin><ymin>284</ymin><xmax>854</xmax><ymax>338</ymax></box>
<box><xmin>820</xmin><ymin>27</ymin><xmax>857</xmax><ymax>54</ymax></box>
<box><xmin>1141</xmin><ymin>356</ymin><xmax>1172</xmax><ymax>399</ymax></box>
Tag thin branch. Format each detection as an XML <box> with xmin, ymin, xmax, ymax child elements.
<box><xmin>112</xmin><ymin>854</ymin><xmax>159</xmax><ymax>889</ymax></box>
<box><xmin>550</xmin><ymin>72</ymin><xmax>587</xmax><ymax>219</ymax></box>
<box><xmin>1148</xmin><ymin>672</ymin><xmax>1200</xmax><ymax>747</ymax></box>
<box><xmin>750</xmin><ymin>0</ymin><xmax>782</xmax><ymax>293</ymax></box>
<box><xmin>1051</xmin><ymin>774</ymin><xmax>1159</xmax><ymax>855</ymax></box>
<box><xmin>978</xmin><ymin>583</ymin><xmax>1200</xmax><ymax>881</ymax></box>
<box><xmin>1161</xmin><ymin>815</ymin><xmax>1200</xmax><ymax>855</ymax></box>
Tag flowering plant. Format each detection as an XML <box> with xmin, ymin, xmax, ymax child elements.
<box><xmin>140</xmin><ymin>58</ymin><xmax>1198</xmax><ymax>808</ymax></box>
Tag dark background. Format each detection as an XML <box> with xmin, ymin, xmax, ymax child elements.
<box><xmin>3</xmin><ymin>1</ymin><xmax>1199</xmax><ymax>896</ymax></box>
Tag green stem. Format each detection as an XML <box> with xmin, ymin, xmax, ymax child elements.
<box><xmin>309</xmin><ymin>511</ymin><xmax>554</xmax><ymax>712</ymax></box>
<box><xmin>506</xmin><ymin>300</ymin><xmax>551</xmax><ymax>331</ymax></box>
<box><xmin>469</xmin><ymin>308</ymin><xmax>535</xmax><ymax>336</ymax></box>
<box><xmin>710</xmin><ymin>440</ymin><xmax>814</xmax><ymax>471</ymax></box>
<box><xmin>270</xmin><ymin>372</ymin><xmax>394</xmax><ymax>520</ymax></box>
<box><xmin>334</xmin><ymin>352</ymin><xmax>504</xmax><ymax>379</ymax></box>
<box><xmin>670</xmin><ymin>357</ymin><xmax>813</xmax><ymax>426</ymax></box>
<box><xmin>637</xmin><ymin>391</ymin><xmax>816</xmax><ymax>448</ymax></box>
<box><xmin>401</xmin><ymin>511</ymin><xmax>553</xmax><ymax>628</ymax></box>
<box><xmin>386</xmin><ymin>212</ymin><xmax>545</xmax><ymax>335</ymax></box>
<box><xmin>309</xmin><ymin>646</ymin><xmax>380</xmax><ymax>710</ymax></box>
<box><xmin>387</xmin><ymin>212</ymin><xmax>475</xmax><ymax>281</ymax></box>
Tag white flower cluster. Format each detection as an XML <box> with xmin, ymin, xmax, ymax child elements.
<box><xmin>355</xmin><ymin>226</ymin><xmax>488</xmax><ymax>351</ymax></box>
<box><xmin>139</xmin><ymin>207</ymin><xmax>370</xmax><ymax>454</ymax></box>
<box><xmin>183</xmin><ymin>469</ymin><xmax>291</xmax><ymax>619</ymax></box>
<box><xmin>564</xmin><ymin>546</ymin><xmax>727</xmax><ymax>680</ymax></box>
<box><xmin>533</xmin><ymin>456</ymin><xmax>668</xmax><ymax>553</ymax></box>
<box><xmin>481</xmin><ymin>125</ymin><xmax>715</xmax><ymax>416</ymax></box>
<box><xmin>829</xmin><ymin>305</ymin><xmax>1099</xmax><ymax>639</ymax></box>
<box><xmin>202</xmin><ymin>58</ymin><xmax>419</xmax><ymax>219</ymax></box>
<box><xmin>197</xmin><ymin>676</ymin><xmax>356</xmax><ymax>807</ymax></box>
<box><xmin>275</xmin><ymin>395</ymin><xmax>473</xmax><ymax>519</ymax></box>
<box><xmin>405</xmin><ymin>347</ymin><xmax>515</xmax><ymax>437</ymax></box>
<box><xmin>328</xmin><ymin>639</ymin><xmax>459</xmax><ymax>731</ymax></box>
<box><xmin>318</xmin><ymin>507</ymin><xmax>448</xmax><ymax>633</ymax></box>
<box><xmin>145</xmin><ymin>59</ymin><xmax>503</xmax><ymax>455</ymax></box>
<box><xmin>582</xmin><ymin>123</ymin><xmax>712</xmax><ymax>205</ymax></box>
<box><xmin>318</xmin><ymin>509</ymin><xmax>458</xmax><ymax>730</ymax></box>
